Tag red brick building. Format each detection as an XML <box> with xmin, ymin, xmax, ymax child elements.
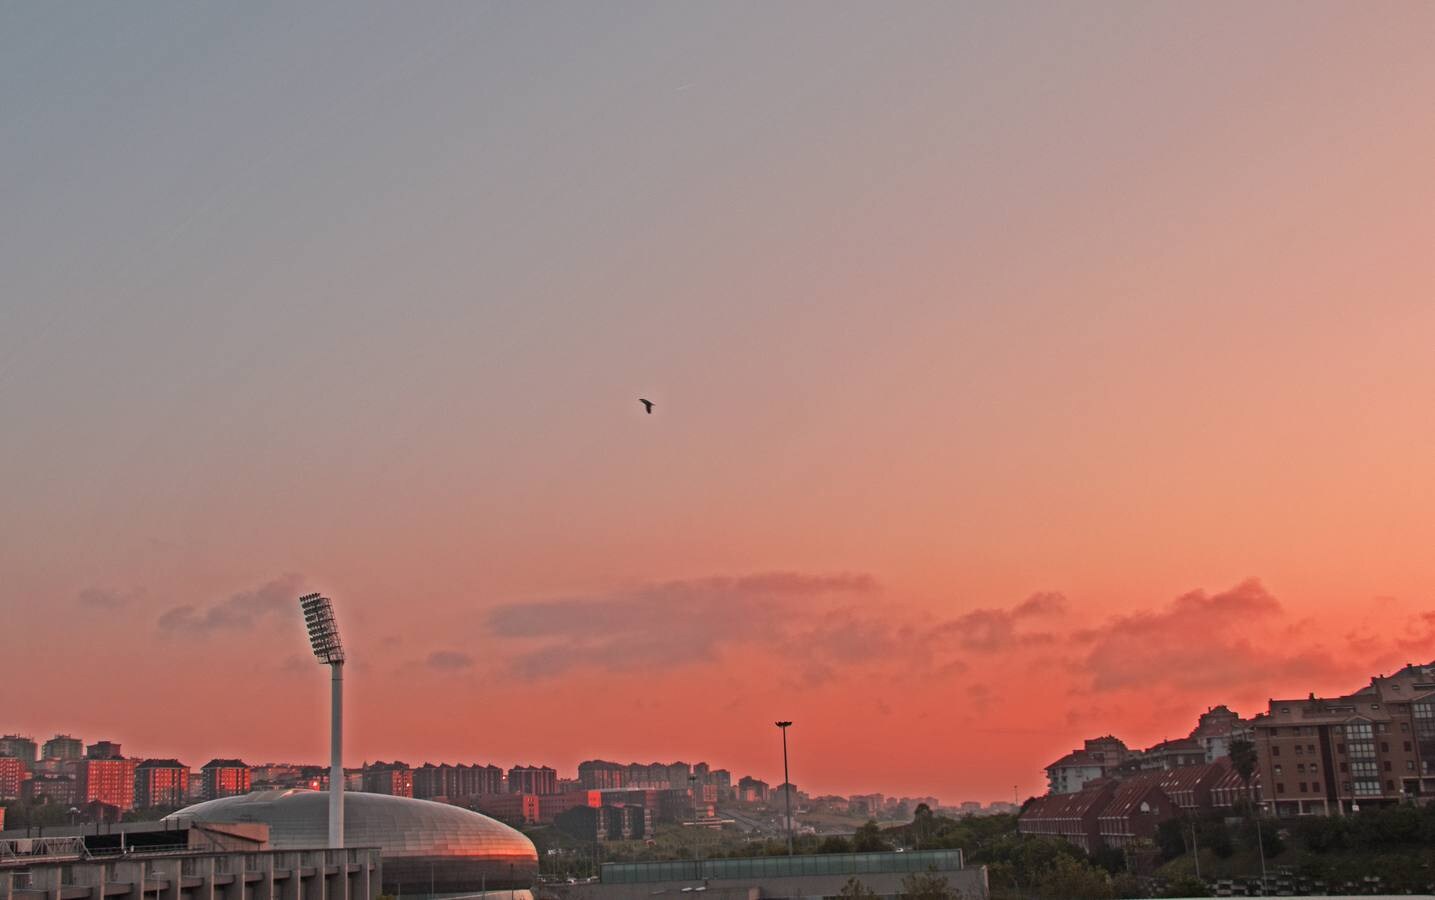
<box><xmin>134</xmin><ymin>759</ymin><xmax>190</xmax><ymax>808</ymax></box>
<box><xmin>1254</xmin><ymin>662</ymin><xmax>1435</xmax><ymax>816</ymax></box>
<box><xmin>473</xmin><ymin>792</ymin><xmax>541</xmax><ymax>825</ymax></box>
<box><xmin>0</xmin><ymin>756</ymin><xmax>24</xmax><ymax>800</ymax></box>
<box><xmin>74</xmin><ymin>756</ymin><xmax>139</xmax><ymax>811</ymax></box>
<box><xmin>539</xmin><ymin>789</ymin><xmax>603</xmax><ymax>822</ymax></box>
<box><xmin>1018</xmin><ymin>781</ymin><xmax>1116</xmax><ymax>852</ymax></box>
<box><xmin>1097</xmin><ymin>774</ymin><xmax>1181</xmax><ymax>849</ymax></box>
<box><xmin>201</xmin><ymin>759</ymin><xmax>252</xmax><ymax>801</ymax></box>
<box><xmin>23</xmin><ymin>772</ymin><xmax>75</xmax><ymax>805</ymax></box>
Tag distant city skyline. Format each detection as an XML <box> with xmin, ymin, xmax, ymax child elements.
<box><xmin>3</xmin><ymin>3</ymin><xmax>1434</xmax><ymax>804</ymax></box>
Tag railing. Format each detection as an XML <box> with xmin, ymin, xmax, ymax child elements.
<box><xmin>602</xmin><ymin>849</ymin><xmax>965</xmax><ymax>885</ymax></box>
<box><xmin>1</xmin><ymin>836</ymin><xmax>90</xmax><ymax>863</ymax></box>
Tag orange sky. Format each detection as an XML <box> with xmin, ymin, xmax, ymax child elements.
<box><xmin>2</xmin><ymin>3</ymin><xmax>1434</xmax><ymax>802</ymax></box>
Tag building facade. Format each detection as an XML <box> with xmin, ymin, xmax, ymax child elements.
<box><xmin>0</xmin><ymin>736</ymin><xmax>37</xmax><ymax>771</ymax></box>
<box><xmin>507</xmin><ymin>765</ymin><xmax>557</xmax><ymax>795</ymax></box>
<box><xmin>23</xmin><ymin>773</ymin><xmax>75</xmax><ymax>805</ymax></box>
<box><xmin>74</xmin><ymin>756</ymin><xmax>139</xmax><ymax>811</ymax></box>
<box><xmin>134</xmin><ymin>759</ymin><xmax>190</xmax><ymax>809</ymax></box>
<box><xmin>0</xmin><ymin>757</ymin><xmax>24</xmax><ymax>800</ymax></box>
<box><xmin>1045</xmin><ymin>737</ymin><xmax>1131</xmax><ymax>794</ymax></box>
<box><xmin>578</xmin><ymin>760</ymin><xmax>628</xmax><ymax>790</ymax></box>
<box><xmin>85</xmin><ymin>741</ymin><xmax>123</xmax><ymax>760</ymax></box>
<box><xmin>42</xmin><ymin>735</ymin><xmax>84</xmax><ymax>762</ymax></box>
<box><xmin>1255</xmin><ymin>664</ymin><xmax>1435</xmax><ymax>816</ymax></box>
<box><xmin>200</xmin><ymin>759</ymin><xmax>252</xmax><ymax>801</ymax></box>
<box><xmin>413</xmin><ymin>762</ymin><xmax>503</xmax><ymax>801</ymax></box>
<box><xmin>360</xmin><ymin>761</ymin><xmax>414</xmax><ymax>797</ymax></box>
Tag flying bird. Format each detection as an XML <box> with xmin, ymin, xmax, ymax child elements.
<box><xmin>639</xmin><ymin>398</ymin><xmax>654</xmax><ymax>414</ymax></box>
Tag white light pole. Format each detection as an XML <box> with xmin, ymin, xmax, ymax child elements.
<box><xmin>300</xmin><ymin>593</ymin><xmax>346</xmax><ymax>849</ymax></box>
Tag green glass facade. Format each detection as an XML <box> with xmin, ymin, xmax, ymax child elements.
<box><xmin>601</xmin><ymin>849</ymin><xmax>964</xmax><ymax>884</ymax></box>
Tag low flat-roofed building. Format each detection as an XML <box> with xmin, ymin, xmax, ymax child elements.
<box><xmin>0</xmin><ymin>820</ymin><xmax>380</xmax><ymax>900</ymax></box>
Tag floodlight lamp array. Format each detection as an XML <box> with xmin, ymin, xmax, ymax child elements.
<box><xmin>299</xmin><ymin>593</ymin><xmax>345</xmax><ymax>665</ymax></box>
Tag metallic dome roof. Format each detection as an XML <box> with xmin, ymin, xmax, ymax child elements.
<box><xmin>168</xmin><ymin>790</ymin><xmax>537</xmax><ymax>891</ymax></box>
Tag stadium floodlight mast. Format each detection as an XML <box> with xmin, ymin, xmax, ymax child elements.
<box><xmin>299</xmin><ymin>592</ymin><xmax>345</xmax><ymax>849</ymax></box>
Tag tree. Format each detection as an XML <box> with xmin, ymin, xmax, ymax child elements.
<box><xmin>901</xmin><ymin>869</ymin><xmax>958</xmax><ymax>900</ymax></box>
<box><xmin>1228</xmin><ymin>738</ymin><xmax>1257</xmax><ymax>789</ymax></box>
<box><xmin>818</xmin><ymin>835</ymin><xmax>853</xmax><ymax>854</ymax></box>
<box><xmin>913</xmin><ymin>803</ymin><xmax>936</xmax><ymax>847</ymax></box>
<box><xmin>1155</xmin><ymin>820</ymin><xmax>1188</xmax><ymax>862</ymax></box>
<box><xmin>1033</xmin><ymin>855</ymin><xmax>1113</xmax><ymax>900</ymax></box>
<box><xmin>838</xmin><ymin>877</ymin><xmax>879</xmax><ymax>900</ymax></box>
<box><xmin>853</xmin><ymin>820</ymin><xmax>888</xmax><ymax>852</ymax></box>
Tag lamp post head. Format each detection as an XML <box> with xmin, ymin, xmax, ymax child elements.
<box><xmin>775</xmin><ymin>721</ymin><xmax>792</xmax><ymax>729</ymax></box>
<box><xmin>299</xmin><ymin>593</ymin><xmax>345</xmax><ymax>665</ymax></box>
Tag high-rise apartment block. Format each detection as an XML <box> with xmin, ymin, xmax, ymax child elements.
<box><xmin>0</xmin><ymin>756</ymin><xmax>25</xmax><ymax>800</ymax></box>
<box><xmin>413</xmin><ymin>763</ymin><xmax>503</xmax><ymax>800</ymax></box>
<box><xmin>361</xmin><ymin>761</ymin><xmax>414</xmax><ymax>797</ymax></box>
<box><xmin>577</xmin><ymin>760</ymin><xmax>627</xmax><ymax>790</ymax></box>
<box><xmin>43</xmin><ymin>734</ymin><xmax>84</xmax><ymax>761</ymax></box>
<box><xmin>74</xmin><ymin>755</ymin><xmax>139</xmax><ymax>810</ymax></box>
<box><xmin>201</xmin><ymin>759</ymin><xmax>252</xmax><ymax>800</ymax></box>
<box><xmin>0</xmin><ymin>735</ymin><xmax>38</xmax><ymax>771</ymax></box>
<box><xmin>135</xmin><ymin>759</ymin><xmax>191</xmax><ymax>808</ymax></box>
<box><xmin>507</xmin><ymin>765</ymin><xmax>557</xmax><ymax>795</ymax></box>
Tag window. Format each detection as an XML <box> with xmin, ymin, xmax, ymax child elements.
<box><xmin>1272</xmin><ymin>746</ymin><xmax>1281</xmax><ymax>757</ymax></box>
<box><xmin>1405</xmin><ymin>742</ymin><xmax>1413</xmax><ymax>752</ymax></box>
<box><xmin>1381</xmin><ymin>742</ymin><xmax>1390</xmax><ymax>753</ymax></box>
<box><xmin>1350</xmin><ymin>761</ymin><xmax>1378</xmax><ymax>777</ymax></box>
<box><xmin>1274</xmin><ymin>765</ymin><xmax>1283</xmax><ymax>776</ymax></box>
<box><xmin>1401</xmin><ymin>722</ymin><xmax>1410</xmax><ymax>733</ymax></box>
<box><xmin>1340</xmin><ymin>762</ymin><xmax>1348</xmax><ymax>773</ymax></box>
<box><xmin>1378</xmin><ymin>723</ymin><xmax>1389</xmax><ymax>733</ymax></box>
<box><xmin>1313</xmin><ymin>781</ymin><xmax>1321</xmax><ymax>792</ymax></box>
<box><xmin>1299</xmin><ymin>782</ymin><xmax>1308</xmax><ymax>792</ymax></box>
<box><xmin>1354</xmin><ymin>780</ymin><xmax>1381</xmax><ymax>796</ymax></box>
<box><xmin>1309</xmin><ymin>744</ymin><xmax>1317</xmax><ymax>753</ymax></box>
<box><xmin>1384</xmin><ymin>761</ymin><xmax>1392</xmax><ymax>772</ymax></box>
<box><xmin>1276</xmin><ymin>783</ymin><xmax>1286</xmax><ymax>794</ymax></box>
<box><xmin>1407</xmin><ymin>761</ymin><xmax>1416</xmax><ymax>771</ymax></box>
<box><xmin>1297</xmin><ymin>763</ymin><xmax>1306</xmax><ymax>774</ymax></box>
<box><xmin>1387</xmin><ymin>780</ymin><xmax>1396</xmax><ymax>791</ymax></box>
<box><xmin>1336</xmin><ymin>744</ymin><xmax>1345</xmax><ymax>754</ymax></box>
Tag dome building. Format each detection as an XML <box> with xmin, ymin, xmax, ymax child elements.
<box><xmin>168</xmin><ymin>789</ymin><xmax>537</xmax><ymax>895</ymax></box>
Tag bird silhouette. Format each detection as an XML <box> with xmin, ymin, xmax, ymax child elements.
<box><xmin>639</xmin><ymin>398</ymin><xmax>654</xmax><ymax>414</ymax></box>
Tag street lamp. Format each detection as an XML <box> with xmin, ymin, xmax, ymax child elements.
<box><xmin>775</xmin><ymin>721</ymin><xmax>793</xmax><ymax>856</ymax></box>
<box><xmin>299</xmin><ymin>592</ymin><xmax>346</xmax><ymax>849</ymax></box>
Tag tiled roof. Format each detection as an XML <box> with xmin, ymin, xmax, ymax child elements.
<box><xmin>1098</xmin><ymin>773</ymin><xmax>1165</xmax><ymax>820</ymax></box>
<box><xmin>1047</xmin><ymin>750</ymin><xmax>1104</xmax><ymax>770</ymax></box>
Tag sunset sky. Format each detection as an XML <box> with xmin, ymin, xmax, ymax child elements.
<box><xmin>2</xmin><ymin>2</ymin><xmax>1434</xmax><ymax>804</ymax></box>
